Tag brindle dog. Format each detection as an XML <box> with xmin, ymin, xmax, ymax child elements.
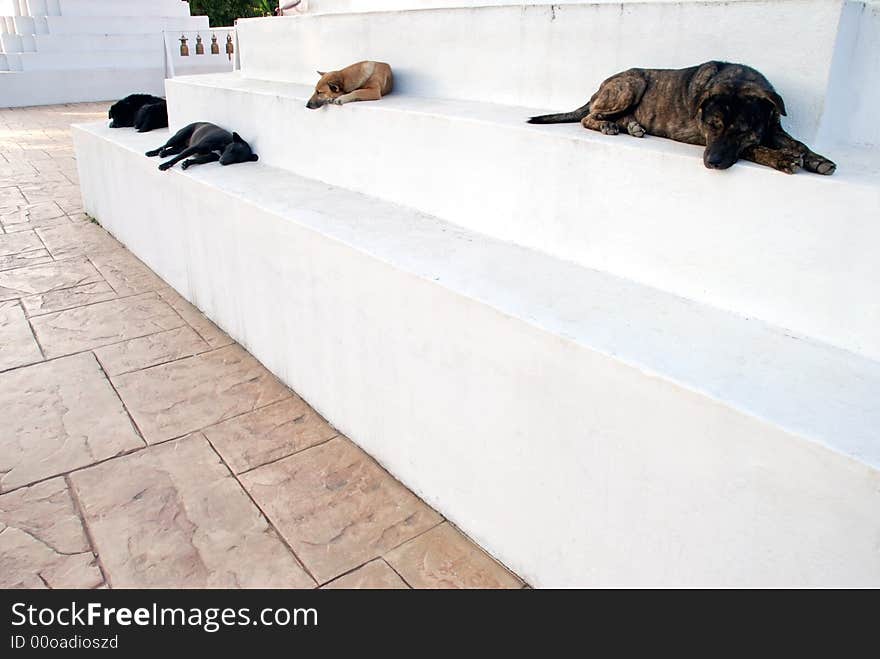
<box><xmin>528</xmin><ymin>61</ymin><xmax>835</xmax><ymax>175</ymax></box>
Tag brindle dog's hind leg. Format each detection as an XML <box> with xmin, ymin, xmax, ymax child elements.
<box><xmin>765</xmin><ymin>123</ymin><xmax>836</xmax><ymax>175</ymax></box>
<box><xmin>741</xmin><ymin>145</ymin><xmax>804</xmax><ymax>174</ymax></box>
<box><xmin>581</xmin><ymin>114</ymin><xmax>620</xmax><ymax>135</ymax></box>
<box><xmin>580</xmin><ymin>71</ymin><xmax>648</xmax><ymax>137</ymax></box>
<box><xmin>614</xmin><ymin>114</ymin><xmax>647</xmax><ymax>137</ymax></box>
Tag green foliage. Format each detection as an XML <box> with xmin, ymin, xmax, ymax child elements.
<box><xmin>188</xmin><ymin>1</ymin><xmax>277</xmax><ymax>27</ymax></box>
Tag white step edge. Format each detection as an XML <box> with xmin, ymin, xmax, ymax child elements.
<box><xmin>73</xmin><ymin>121</ymin><xmax>880</xmax><ymax>587</ymax></box>
<box><xmin>166</xmin><ymin>73</ymin><xmax>880</xmax><ymax>361</ymax></box>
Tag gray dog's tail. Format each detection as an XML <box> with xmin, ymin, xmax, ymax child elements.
<box><xmin>527</xmin><ymin>101</ymin><xmax>591</xmax><ymax>124</ymax></box>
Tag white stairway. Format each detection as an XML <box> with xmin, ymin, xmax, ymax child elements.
<box><xmin>74</xmin><ymin>0</ymin><xmax>880</xmax><ymax>587</ymax></box>
<box><xmin>0</xmin><ymin>0</ymin><xmax>208</xmax><ymax>106</ymax></box>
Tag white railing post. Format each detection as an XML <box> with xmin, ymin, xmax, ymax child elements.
<box><xmin>163</xmin><ymin>30</ymin><xmax>176</xmax><ymax>79</ymax></box>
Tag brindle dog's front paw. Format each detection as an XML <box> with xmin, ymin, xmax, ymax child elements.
<box><xmin>600</xmin><ymin>122</ymin><xmax>619</xmax><ymax>135</ymax></box>
<box><xmin>627</xmin><ymin>121</ymin><xmax>646</xmax><ymax>138</ymax></box>
<box><xmin>775</xmin><ymin>151</ymin><xmax>803</xmax><ymax>175</ymax></box>
<box><xmin>804</xmin><ymin>154</ymin><xmax>836</xmax><ymax>175</ymax></box>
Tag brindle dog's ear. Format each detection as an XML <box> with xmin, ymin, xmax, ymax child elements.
<box><xmin>744</xmin><ymin>84</ymin><xmax>787</xmax><ymax>116</ymax></box>
<box><xmin>761</xmin><ymin>90</ymin><xmax>787</xmax><ymax>116</ymax></box>
<box><xmin>689</xmin><ymin>62</ymin><xmax>722</xmax><ymax>114</ymax></box>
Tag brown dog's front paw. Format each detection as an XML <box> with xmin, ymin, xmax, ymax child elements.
<box><xmin>626</xmin><ymin>121</ymin><xmax>646</xmax><ymax>138</ymax></box>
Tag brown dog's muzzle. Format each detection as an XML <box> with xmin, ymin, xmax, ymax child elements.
<box><xmin>306</xmin><ymin>95</ymin><xmax>326</xmax><ymax>109</ymax></box>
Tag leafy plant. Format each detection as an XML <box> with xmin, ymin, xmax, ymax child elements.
<box><xmin>188</xmin><ymin>1</ymin><xmax>277</xmax><ymax>27</ymax></box>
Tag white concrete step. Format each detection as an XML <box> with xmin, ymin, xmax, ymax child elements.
<box><xmin>0</xmin><ymin>53</ymin><xmax>7</xmax><ymax>70</ymax></box>
<box><xmin>0</xmin><ymin>65</ymin><xmax>164</xmax><ymax>105</ymax></box>
<box><xmin>9</xmin><ymin>0</ymin><xmax>190</xmax><ymax>17</ymax></box>
<box><xmin>43</xmin><ymin>14</ymin><xmax>208</xmax><ymax>35</ymax></box>
<box><xmin>166</xmin><ymin>73</ymin><xmax>880</xmax><ymax>361</ymax></box>
<box><xmin>54</xmin><ymin>0</ymin><xmax>190</xmax><ymax>17</ymax></box>
<box><xmin>0</xmin><ymin>32</ymin><xmax>28</xmax><ymax>53</ymax></box>
<box><xmin>14</xmin><ymin>47</ymin><xmax>162</xmax><ymax>70</ymax></box>
<box><xmin>1</xmin><ymin>49</ymin><xmax>19</xmax><ymax>68</ymax></box>
<box><xmin>72</xmin><ymin>121</ymin><xmax>880</xmax><ymax>587</ymax></box>
<box><xmin>32</xmin><ymin>32</ymin><xmax>163</xmax><ymax>52</ymax></box>
<box><xmin>1</xmin><ymin>13</ymin><xmax>208</xmax><ymax>35</ymax></box>
<box><xmin>237</xmin><ymin>0</ymin><xmax>872</xmax><ymax>144</ymax></box>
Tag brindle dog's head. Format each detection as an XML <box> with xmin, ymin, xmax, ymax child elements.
<box><xmin>695</xmin><ymin>66</ymin><xmax>787</xmax><ymax>170</ymax></box>
<box><xmin>306</xmin><ymin>70</ymin><xmax>344</xmax><ymax>109</ymax></box>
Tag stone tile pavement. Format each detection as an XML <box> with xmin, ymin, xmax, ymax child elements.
<box><xmin>0</xmin><ymin>103</ymin><xmax>524</xmax><ymax>590</ymax></box>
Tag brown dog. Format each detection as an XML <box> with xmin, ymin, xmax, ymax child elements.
<box><xmin>528</xmin><ymin>61</ymin><xmax>835</xmax><ymax>175</ymax></box>
<box><xmin>306</xmin><ymin>61</ymin><xmax>393</xmax><ymax>109</ymax></box>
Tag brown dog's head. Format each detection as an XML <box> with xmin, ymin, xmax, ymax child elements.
<box><xmin>695</xmin><ymin>67</ymin><xmax>787</xmax><ymax>170</ymax></box>
<box><xmin>306</xmin><ymin>70</ymin><xmax>345</xmax><ymax>109</ymax></box>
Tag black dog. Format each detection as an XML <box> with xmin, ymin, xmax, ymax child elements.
<box><xmin>528</xmin><ymin>61</ymin><xmax>835</xmax><ymax>175</ymax></box>
<box><xmin>133</xmin><ymin>101</ymin><xmax>168</xmax><ymax>133</ymax></box>
<box><xmin>108</xmin><ymin>94</ymin><xmax>167</xmax><ymax>131</ymax></box>
<box><xmin>145</xmin><ymin>122</ymin><xmax>259</xmax><ymax>171</ymax></box>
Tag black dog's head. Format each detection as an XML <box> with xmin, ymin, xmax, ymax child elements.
<box><xmin>109</xmin><ymin>94</ymin><xmax>164</xmax><ymax>128</ymax></box>
<box><xmin>133</xmin><ymin>102</ymin><xmax>168</xmax><ymax>133</ymax></box>
<box><xmin>220</xmin><ymin>132</ymin><xmax>259</xmax><ymax>166</ymax></box>
<box><xmin>696</xmin><ymin>68</ymin><xmax>787</xmax><ymax>170</ymax></box>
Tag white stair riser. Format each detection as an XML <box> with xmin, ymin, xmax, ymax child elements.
<box><xmin>32</xmin><ymin>32</ymin><xmax>163</xmax><ymax>51</ymax></box>
<box><xmin>12</xmin><ymin>0</ymin><xmax>188</xmax><ymax>18</ymax></box>
<box><xmin>16</xmin><ymin>49</ymin><xmax>162</xmax><ymax>70</ymax></box>
<box><xmin>239</xmin><ymin>0</ymin><xmax>849</xmax><ymax>143</ymax></box>
<box><xmin>0</xmin><ymin>67</ymin><xmax>165</xmax><ymax>105</ymax></box>
<box><xmin>44</xmin><ymin>15</ymin><xmax>208</xmax><ymax>35</ymax></box>
<box><xmin>167</xmin><ymin>79</ymin><xmax>880</xmax><ymax>360</ymax></box>
<box><xmin>73</xmin><ymin>125</ymin><xmax>880</xmax><ymax>587</ymax></box>
<box><xmin>0</xmin><ymin>32</ymin><xmax>24</xmax><ymax>53</ymax></box>
<box><xmin>2</xmin><ymin>15</ymin><xmax>207</xmax><ymax>35</ymax></box>
<box><xmin>53</xmin><ymin>0</ymin><xmax>190</xmax><ymax>18</ymax></box>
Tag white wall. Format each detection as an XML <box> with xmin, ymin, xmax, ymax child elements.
<box><xmin>817</xmin><ymin>1</ymin><xmax>880</xmax><ymax>147</ymax></box>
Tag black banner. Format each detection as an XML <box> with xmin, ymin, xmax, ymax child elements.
<box><xmin>0</xmin><ymin>588</ymin><xmax>869</xmax><ymax>652</ymax></box>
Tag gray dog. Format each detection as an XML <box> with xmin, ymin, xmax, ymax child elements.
<box><xmin>529</xmin><ymin>61</ymin><xmax>835</xmax><ymax>175</ymax></box>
